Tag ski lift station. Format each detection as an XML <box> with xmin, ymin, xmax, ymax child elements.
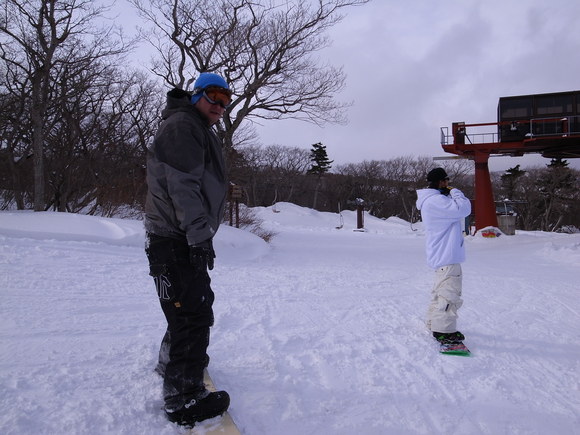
<box><xmin>440</xmin><ymin>90</ymin><xmax>580</xmax><ymax>231</ymax></box>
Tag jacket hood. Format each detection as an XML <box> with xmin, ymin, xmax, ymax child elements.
<box><xmin>161</xmin><ymin>88</ymin><xmax>193</xmax><ymax>120</ymax></box>
<box><xmin>416</xmin><ymin>188</ymin><xmax>440</xmax><ymax>210</ymax></box>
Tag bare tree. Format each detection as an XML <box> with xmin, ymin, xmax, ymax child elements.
<box><xmin>0</xmin><ymin>79</ymin><xmax>32</xmax><ymax>209</ymax></box>
<box><xmin>382</xmin><ymin>156</ymin><xmax>418</xmax><ymax>220</ymax></box>
<box><xmin>332</xmin><ymin>156</ymin><xmax>474</xmax><ymax>219</ymax></box>
<box><xmin>235</xmin><ymin>143</ymin><xmax>310</xmax><ymax>206</ymax></box>
<box><xmin>334</xmin><ymin>160</ymin><xmax>389</xmax><ymax>215</ymax></box>
<box><xmin>40</xmin><ymin>64</ymin><xmax>161</xmax><ymax>215</ymax></box>
<box><xmin>0</xmin><ymin>0</ymin><xmax>132</xmax><ymax>210</ymax></box>
<box><xmin>130</xmin><ymin>0</ymin><xmax>370</xmax><ymax>161</ymax></box>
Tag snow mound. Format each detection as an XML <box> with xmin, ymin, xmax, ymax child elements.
<box><xmin>540</xmin><ymin>241</ymin><xmax>580</xmax><ymax>266</ymax></box>
<box><xmin>0</xmin><ymin>211</ymin><xmax>269</xmax><ymax>263</ymax></box>
<box><xmin>0</xmin><ymin>211</ymin><xmax>145</xmax><ymax>246</ymax></box>
<box><xmin>214</xmin><ymin>225</ymin><xmax>270</xmax><ymax>263</ymax></box>
<box><xmin>254</xmin><ymin>202</ymin><xmax>415</xmax><ymax>235</ymax></box>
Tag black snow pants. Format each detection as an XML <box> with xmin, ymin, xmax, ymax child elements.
<box><xmin>145</xmin><ymin>233</ymin><xmax>215</xmax><ymax>410</ymax></box>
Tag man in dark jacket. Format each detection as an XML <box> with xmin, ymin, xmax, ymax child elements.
<box><xmin>144</xmin><ymin>72</ymin><xmax>231</xmax><ymax>426</ymax></box>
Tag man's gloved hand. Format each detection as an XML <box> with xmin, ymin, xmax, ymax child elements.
<box><xmin>189</xmin><ymin>240</ymin><xmax>215</xmax><ymax>271</ymax></box>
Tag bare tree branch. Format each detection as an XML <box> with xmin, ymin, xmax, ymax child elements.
<box><xmin>129</xmin><ymin>0</ymin><xmax>370</xmax><ymax>160</ymax></box>
<box><xmin>0</xmin><ymin>0</ymin><xmax>135</xmax><ymax>210</ymax></box>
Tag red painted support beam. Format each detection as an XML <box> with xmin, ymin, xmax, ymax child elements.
<box><xmin>473</xmin><ymin>152</ymin><xmax>498</xmax><ymax>231</ymax></box>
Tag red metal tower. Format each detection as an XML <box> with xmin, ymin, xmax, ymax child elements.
<box><xmin>440</xmin><ymin>90</ymin><xmax>580</xmax><ymax>230</ymax></box>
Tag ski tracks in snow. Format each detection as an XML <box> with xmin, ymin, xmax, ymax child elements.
<box><xmin>211</xmin><ymin>231</ymin><xmax>472</xmax><ymax>434</ymax></box>
<box><xmin>210</xmin><ymin>229</ymin><xmax>580</xmax><ymax>435</ymax></box>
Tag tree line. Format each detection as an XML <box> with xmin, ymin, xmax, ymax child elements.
<box><xmin>1</xmin><ymin>0</ymin><xmax>368</xmax><ymax>214</ymax></box>
<box><xmin>232</xmin><ymin>146</ymin><xmax>580</xmax><ymax>232</ymax></box>
<box><xmin>0</xmin><ymin>0</ymin><xmax>162</xmax><ymax>215</ymax></box>
<box><xmin>1</xmin><ymin>0</ymin><xmax>578</xmax><ymax>231</ymax></box>
<box><xmin>493</xmin><ymin>160</ymin><xmax>579</xmax><ymax>232</ymax></box>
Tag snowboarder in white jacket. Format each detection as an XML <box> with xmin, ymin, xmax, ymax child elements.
<box><xmin>416</xmin><ymin>168</ymin><xmax>471</xmax><ymax>344</ymax></box>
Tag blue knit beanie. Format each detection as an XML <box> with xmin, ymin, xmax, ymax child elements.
<box><xmin>191</xmin><ymin>72</ymin><xmax>230</xmax><ymax>104</ymax></box>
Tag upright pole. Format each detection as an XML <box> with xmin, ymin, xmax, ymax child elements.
<box><xmin>473</xmin><ymin>152</ymin><xmax>498</xmax><ymax>230</ymax></box>
<box><xmin>356</xmin><ymin>198</ymin><xmax>365</xmax><ymax>230</ymax></box>
<box><xmin>235</xmin><ymin>200</ymin><xmax>240</xmax><ymax>228</ymax></box>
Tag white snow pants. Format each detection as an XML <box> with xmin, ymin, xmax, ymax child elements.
<box><xmin>426</xmin><ymin>264</ymin><xmax>463</xmax><ymax>333</ymax></box>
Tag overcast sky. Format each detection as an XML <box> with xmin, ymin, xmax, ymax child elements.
<box><xmin>116</xmin><ymin>0</ymin><xmax>580</xmax><ymax>172</ymax></box>
<box><xmin>255</xmin><ymin>0</ymin><xmax>580</xmax><ymax>171</ymax></box>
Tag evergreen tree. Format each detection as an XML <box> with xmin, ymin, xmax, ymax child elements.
<box><xmin>307</xmin><ymin>142</ymin><xmax>333</xmax><ymax>209</ymax></box>
<box><xmin>500</xmin><ymin>164</ymin><xmax>526</xmax><ymax>200</ymax></box>
<box><xmin>536</xmin><ymin>158</ymin><xmax>576</xmax><ymax>231</ymax></box>
<box><xmin>546</xmin><ymin>158</ymin><xmax>569</xmax><ymax>169</ymax></box>
<box><xmin>307</xmin><ymin>143</ymin><xmax>333</xmax><ymax>175</ymax></box>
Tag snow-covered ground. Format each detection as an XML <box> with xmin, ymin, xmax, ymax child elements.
<box><xmin>1</xmin><ymin>203</ymin><xmax>579</xmax><ymax>435</ymax></box>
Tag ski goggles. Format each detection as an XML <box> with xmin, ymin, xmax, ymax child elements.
<box><xmin>202</xmin><ymin>87</ymin><xmax>232</xmax><ymax>108</ymax></box>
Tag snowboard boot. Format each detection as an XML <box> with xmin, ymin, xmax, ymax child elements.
<box><xmin>165</xmin><ymin>389</ymin><xmax>230</xmax><ymax>426</ymax></box>
<box><xmin>155</xmin><ymin>354</ymin><xmax>210</xmax><ymax>378</ymax></box>
<box><xmin>433</xmin><ymin>331</ymin><xmax>465</xmax><ymax>344</ymax></box>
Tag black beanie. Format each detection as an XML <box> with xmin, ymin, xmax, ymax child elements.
<box><xmin>427</xmin><ymin>167</ymin><xmax>449</xmax><ymax>182</ymax></box>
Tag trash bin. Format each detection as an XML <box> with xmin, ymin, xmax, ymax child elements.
<box><xmin>497</xmin><ymin>215</ymin><xmax>516</xmax><ymax>235</ymax></box>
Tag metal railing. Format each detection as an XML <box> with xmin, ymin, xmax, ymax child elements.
<box><xmin>440</xmin><ymin>127</ymin><xmax>498</xmax><ymax>145</ymax></box>
<box><xmin>529</xmin><ymin>115</ymin><xmax>580</xmax><ymax>137</ymax></box>
<box><xmin>441</xmin><ymin>115</ymin><xmax>580</xmax><ymax>145</ymax></box>
<box><xmin>440</xmin><ymin>127</ymin><xmax>449</xmax><ymax>145</ymax></box>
